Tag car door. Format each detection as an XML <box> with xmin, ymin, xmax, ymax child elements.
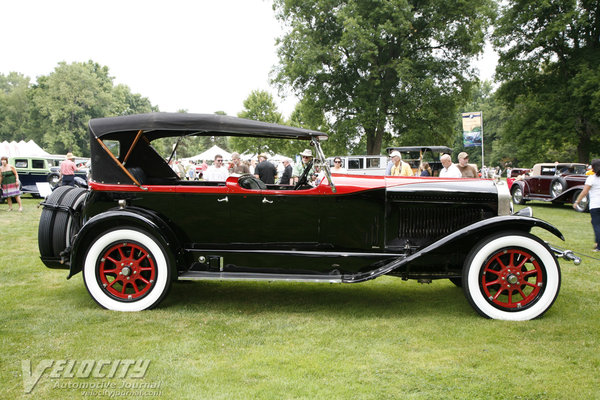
<box><xmin>259</xmin><ymin>187</ymin><xmax>321</xmax><ymax>247</ymax></box>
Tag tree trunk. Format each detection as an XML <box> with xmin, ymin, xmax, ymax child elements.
<box><xmin>577</xmin><ymin>118</ymin><xmax>595</xmax><ymax>163</ymax></box>
<box><xmin>365</xmin><ymin>116</ymin><xmax>386</xmax><ymax>155</ymax></box>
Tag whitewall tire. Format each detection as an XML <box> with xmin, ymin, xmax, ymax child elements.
<box><xmin>462</xmin><ymin>232</ymin><xmax>560</xmax><ymax>321</ymax></box>
<box><xmin>83</xmin><ymin>228</ymin><xmax>172</xmax><ymax>311</ymax></box>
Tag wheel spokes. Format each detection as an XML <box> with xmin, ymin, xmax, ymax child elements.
<box><xmin>98</xmin><ymin>242</ymin><xmax>157</xmax><ymax>300</ymax></box>
<box><xmin>481</xmin><ymin>248</ymin><xmax>544</xmax><ymax>309</ymax></box>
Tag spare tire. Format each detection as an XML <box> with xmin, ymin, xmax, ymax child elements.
<box><xmin>38</xmin><ymin>186</ymin><xmax>74</xmax><ymax>258</ymax></box>
<box><xmin>51</xmin><ymin>187</ymin><xmax>87</xmax><ymax>257</ymax></box>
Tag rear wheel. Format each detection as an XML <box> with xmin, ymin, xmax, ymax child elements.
<box><xmin>462</xmin><ymin>232</ymin><xmax>560</xmax><ymax>320</ymax></box>
<box><xmin>82</xmin><ymin>228</ymin><xmax>172</xmax><ymax>311</ymax></box>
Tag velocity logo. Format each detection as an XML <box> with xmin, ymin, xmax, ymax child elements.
<box><xmin>21</xmin><ymin>359</ymin><xmax>150</xmax><ymax>393</ymax></box>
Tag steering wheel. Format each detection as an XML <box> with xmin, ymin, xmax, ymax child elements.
<box><xmin>294</xmin><ymin>161</ymin><xmax>313</xmax><ymax>190</ymax></box>
<box><xmin>238</xmin><ymin>174</ymin><xmax>266</xmax><ymax>190</ymax></box>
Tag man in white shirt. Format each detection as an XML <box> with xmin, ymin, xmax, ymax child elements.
<box><xmin>204</xmin><ymin>154</ymin><xmax>229</xmax><ymax>181</ymax></box>
<box><xmin>439</xmin><ymin>154</ymin><xmax>462</xmax><ymax>178</ymax></box>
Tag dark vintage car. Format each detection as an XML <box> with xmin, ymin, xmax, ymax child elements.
<box><xmin>38</xmin><ymin>113</ymin><xmax>580</xmax><ymax>320</ymax></box>
<box><xmin>508</xmin><ymin>163</ymin><xmax>589</xmax><ymax>212</ymax></box>
<box><xmin>47</xmin><ymin>166</ymin><xmax>88</xmax><ymax>189</ymax></box>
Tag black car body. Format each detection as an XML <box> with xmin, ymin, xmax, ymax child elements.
<box><xmin>38</xmin><ymin>113</ymin><xmax>578</xmax><ymax>320</ymax></box>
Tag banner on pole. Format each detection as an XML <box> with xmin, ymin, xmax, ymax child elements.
<box><xmin>462</xmin><ymin>112</ymin><xmax>482</xmax><ymax>147</ymax></box>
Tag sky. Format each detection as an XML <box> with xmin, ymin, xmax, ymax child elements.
<box><xmin>1</xmin><ymin>0</ymin><xmax>498</xmax><ymax>118</ymax></box>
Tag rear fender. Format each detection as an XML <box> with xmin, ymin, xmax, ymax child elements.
<box><xmin>68</xmin><ymin>209</ymin><xmax>180</xmax><ymax>279</ymax></box>
<box><xmin>551</xmin><ymin>185</ymin><xmax>585</xmax><ymax>202</ymax></box>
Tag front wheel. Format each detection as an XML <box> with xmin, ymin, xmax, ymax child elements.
<box><xmin>550</xmin><ymin>178</ymin><xmax>566</xmax><ymax>198</ymax></box>
<box><xmin>83</xmin><ymin>228</ymin><xmax>172</xmax><ymax>311</ymax></box>
<box><xmin>462</xmin><ymin>232</ymin><xmax>560</xmax><ymax>320</ymax></box>
<box><xmin>511</xmin><ymin>185</ymin><xmax>526</xmax><ymax>205</ymax></box>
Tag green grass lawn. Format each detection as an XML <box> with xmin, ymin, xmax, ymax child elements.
<box><xmin>1</xmin><ymin>197</ymin><xmax>599</xmax><ymax>399</ymax></box>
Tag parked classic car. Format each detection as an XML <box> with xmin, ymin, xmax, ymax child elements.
<box><xmin>47</xmin><ymin>165</ymin><xmax>88</xmax><ymax>189</ymax></box>
<box><xmin>38</xmin><ymin>113</ymin><xmax>579</xmax><ymax>320</ymax></box>
<box><xmin>508</xmin><ymin>163</ymin><xmax>589</xmax><ymax>212</ymax></box>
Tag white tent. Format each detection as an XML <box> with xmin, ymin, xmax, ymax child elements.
<box><xmin>269</xmin><ymin>154</ymin><xmax>291</xmax><ymax>162</ymax></box>
<box><xmin>0</xmin><ymin>140</ymin><xmax>51</xmax><ymax>157</ymax></box>
<box><xmin>188</xmin><ymin>145</ymin><xmax>232</xmax><ymax>162</ymax></box>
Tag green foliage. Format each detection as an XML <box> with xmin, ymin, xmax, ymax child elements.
<box><xmin>0</xmin><ymin>72</ymin><xmax>32</xmax><ymax>142</ymax></box>
<box><xmin>273</xmin><ymin>0</ymin><xmax>497</xmax><ymax>154</ymax></box>
<box><xmin>0</xmin><ymin>61</ymin><xmax>157</xmax><ymax>157</ymax></box>
<box><xmin>29</xmin><ymin>61</ymin><xmax>116</xmax><ymax>155</ymax></box>
<box><xmin>493</xmin><ymin>0</ymin><xmax>600</xmax><ymax>163</ymax></box>
<box><xmin>231</xmin><ymin>90</ymin><xmax>286</xmax><ymax>155</ymax></box>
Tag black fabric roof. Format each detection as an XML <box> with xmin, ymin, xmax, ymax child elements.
<box><xmin>89</xmin><ymin>113</ymin><xmax>327</xmax><ymax>141</ymax></box>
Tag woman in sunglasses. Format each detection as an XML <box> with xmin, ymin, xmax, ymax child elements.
<box><xmin>331</xmin><ymin>157</ymin><xmax>346</xmax><ymax>173</ymax></box>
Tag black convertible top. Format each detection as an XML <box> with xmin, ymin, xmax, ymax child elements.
<box><xmin>88</xmin><ymin>113</ymin><xmax>327</xmax><ymax>186</ymax></box>
<box><xmin>89</xmin><ymin>112</ymin><xmax>327</xmax><ymax>141</ymax></box>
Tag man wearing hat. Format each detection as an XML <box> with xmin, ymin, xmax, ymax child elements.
<box><xmin>387</xmin><ymin>150</ymin><xmax>414</xmax><ymax>176</ymax></box>
<box><xmin>60</xmin><ymin>152</ymin><xmax>80</xmax><ymax>186</ymax></box>
<box><xmin>254</xmin><ymin>153</ymin><xmax>277</xmax><ymax>184</ymax></box>
<box><xmin>293</xmin><ymin>149</ymin><xmax>316</xmax><ymax>185</ymax></box>
<box><xmin>457</xmin><ymin>152</ymin><xmax>479</xmax><ymax>178</ymax></box>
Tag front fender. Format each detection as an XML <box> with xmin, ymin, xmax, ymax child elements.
<box><xmin>68</xmin><ymin>208</ymin><xmax>180</xmax><ymax>279</ymax></box>
<box><xmin>344</xmin><ymin>215</ymin><xmax>563</xmax><ymax>283</ymax></box>
<box><xmin>511</xmin><ymin>180</ymin><xmax>529</xmax><ymax>195</ymax></box>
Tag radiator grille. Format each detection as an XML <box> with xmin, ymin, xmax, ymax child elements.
<box><xmin>397</xmin><ymin>207</ymin><xmax>483</xmax><ymax>239</ymax></box>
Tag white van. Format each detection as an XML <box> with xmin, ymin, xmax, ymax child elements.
<box><xmin>326</xmin><ymin>155</ymin><xmax>388</xmax><ymax>175</ymax></box>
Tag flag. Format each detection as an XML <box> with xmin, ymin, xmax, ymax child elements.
<box><xmin>462</xmin><ymin>112</ymin><xmax>482</xmax><ymax>147</ymax></box>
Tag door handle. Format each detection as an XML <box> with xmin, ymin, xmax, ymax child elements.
<box><xmin>262</xmin><ymin>197</ymin><xmax>273</xmax><ymax>204</ymax></box>
<box><xmin>217</xmin><ymin>196</ymin><xmax>228</xmax><ymax>203</ymax></box>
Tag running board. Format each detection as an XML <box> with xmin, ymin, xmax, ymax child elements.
<box><xmin>178</xmin><ymin>271</ymin><xmax>342</xmax><ymax>283</ymax></box>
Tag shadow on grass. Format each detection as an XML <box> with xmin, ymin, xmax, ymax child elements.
<box><xmin>157</xmin><ymin>278</ymin><xmax>472</xmax><ymax>319</ymax></box>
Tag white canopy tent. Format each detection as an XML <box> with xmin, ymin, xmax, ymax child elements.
<box><xmin>188</xmin><ymin>145</ymin><xmax>232</xmax><ymax>162</ymax></box>
<box><xmin>0</xmin><ymin>140</ymin><xmax>51</xmax><ymax>157</ymax></box>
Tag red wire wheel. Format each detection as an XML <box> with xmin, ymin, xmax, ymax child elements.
<box><xmin>480</xmin><ymin>248</ymin><xmax>544</xmax><ymax>310</ymax></box>
<box><xmin>98</xmin><ymin>241</ymin><xmax>157</xmax><ymax>300</ymax></box>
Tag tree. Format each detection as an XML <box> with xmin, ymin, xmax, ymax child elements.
<box><xmin>493</xmin><ymin>0</ymin><xmax>600</xmax><ymax>163</ymax></box>
<box><xmin>230</xmin><ymin>90</ymin><xmax>285</xmax><ymax>155</ymax></box>
<box><xmin>26</xmin><ymin>61</ymin><xmax>157</xmax><ymax>156</ymax></box>
<box><xmin>273</xmin><ymin>0</ymin><xmax>496</xmax><ymax>154</ymax></box>
<box><xmin>29</xmin><ymin>61</ymin><xmax>114</xmax><ymax>155</ymax></box>
<box><xmin>0</xmin><ymin>72</ymin><xmax>32</xmax><ymax>142</ymax></box>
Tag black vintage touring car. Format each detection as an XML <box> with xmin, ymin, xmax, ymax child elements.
<box><xmin>38</xmin><ymin>113</ymin><xmax>579</xmax><ymax>320</ymax></box>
